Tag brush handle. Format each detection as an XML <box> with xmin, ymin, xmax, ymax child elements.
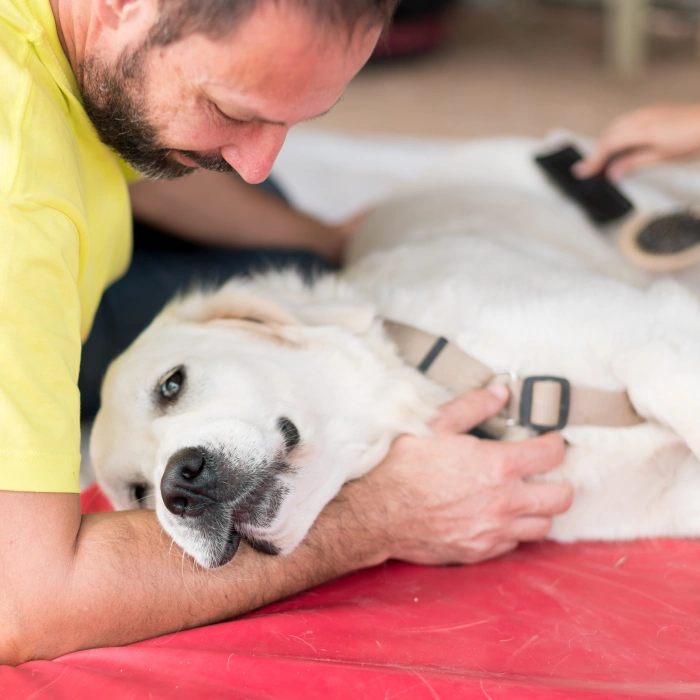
<box><xmin>535</xmin><ymin>145</ymin><xmax>634</xmax><ymax>225</ymax></box>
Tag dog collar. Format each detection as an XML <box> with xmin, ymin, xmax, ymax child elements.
<box><xmin>382</xmin><ymin>319</ymin><xmax>644</xmax><ymax>436</ymax></box>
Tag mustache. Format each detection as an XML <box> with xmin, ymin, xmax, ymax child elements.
<box><xmin>176</xmin><ymin>150</ymin><xmax>236</xmax><ymax>175</ymax></box>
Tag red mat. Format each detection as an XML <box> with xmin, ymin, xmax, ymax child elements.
<box><xmin>1</xmin><ymin>484</ymin><xmax>699</xmax><ymax>699</ymax></box>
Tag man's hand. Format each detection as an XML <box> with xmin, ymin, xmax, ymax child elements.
<box><xmin>314</xmin><ymin>210</ymin><xmax>373</xmax><ymax>266</ymax></box>
<box><xmin>360</xmin><ymin>386</ymin><xmax>571</xmax><ymax>565</ymax></box>
<box><xmin>301</xmin><ymin>219</ymin><xmax>351</xmax><ymax>266</ymax></box>
<box><xmin>575</xmin><ymin>104</ymin><xmax>700</xmax><ymax>180</ymax></box>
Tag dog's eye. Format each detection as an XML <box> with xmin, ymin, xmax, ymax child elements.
<box><xmin>278</xmin><ymin>417</ymin><xmax>300</xmax><ymax>453</ymax></box>
<box><xmin>159</xmin><ymin>368</ymin><xmax>184</xmax><ymax>401</ymax></box>
<box><xmin>130</xmin><ymin>483</ymin><xmax>149</xmax><ymax>507</ymax></box>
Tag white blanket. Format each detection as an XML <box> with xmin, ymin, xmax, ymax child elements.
<box><xmin>273</xmin><ymin>129</ymin><xmax>700</xmax><ymax>296</ymax></box>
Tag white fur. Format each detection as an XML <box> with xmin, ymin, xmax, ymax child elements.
<box><xmin>91</xmin><ymin>136</ymin><xmax>700</xmax><ymax>567</ymax></box>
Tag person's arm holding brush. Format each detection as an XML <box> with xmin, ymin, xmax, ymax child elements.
<box><xmin>576</xmin><ymin>104</ymin><xmax>700</xmax><ymax>179</ymax></box>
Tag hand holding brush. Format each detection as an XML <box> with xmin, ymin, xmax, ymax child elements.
<box><xmin>575</xmin><ymin>104</ymin><xmax>700</xmax><ymax>181</ymax></box>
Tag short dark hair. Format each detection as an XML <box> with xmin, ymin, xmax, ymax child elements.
<box><xmin>149</xmin><ymin>0</ymin><xmax>399</xmax><ymax>46</ymax></box>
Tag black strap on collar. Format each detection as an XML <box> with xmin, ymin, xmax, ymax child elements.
<box><xmin>417</xmin><ymin>337</ymin><xmax>449</xmax><ymax>374</ymax></box>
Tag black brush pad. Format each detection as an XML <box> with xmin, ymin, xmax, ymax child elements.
<box><xmin>535</xmin><ymin>145</ymin><xmax>634</xmax><ymax>225</ymax></box>
<box><xmin>636</xmin><ymin>212</ymin><xmax>700</xmax><ymax>254</ymax></box>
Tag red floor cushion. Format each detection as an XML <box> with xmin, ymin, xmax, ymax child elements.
<box><xmin>1</xmin><ymin>484</ymin><xmax>699</xmax><ymax>699</ymax></box>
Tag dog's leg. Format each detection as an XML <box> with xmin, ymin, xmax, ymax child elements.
<box><xmin>614</xmin><ymin>342</ymin><xmax>700</xmax><ymax>462</ymax></box>
<box><xmin>614</xmin><ymin>345</ymin><xmax>700</xmax><ymax>463</ymax></box>
<box><xmin>606</xmin><ymin>282</ymin><xmax>700</xmax><ymax>461</ymax></box>
<box><xmin>548</xmin><ymin>425</ymin><xmax>700</xmax><ymax>541</ymax></box>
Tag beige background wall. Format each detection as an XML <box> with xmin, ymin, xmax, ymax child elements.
<box><xmin>310</xmin><ymin>3</ymin><xmax>700</xmax><ymax>140</ymax></box>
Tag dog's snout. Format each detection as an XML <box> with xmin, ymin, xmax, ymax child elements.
<box><xmin>161</xmin><ymin>447</ymin><xmax>217</xmax><ymax>516</ymax></box>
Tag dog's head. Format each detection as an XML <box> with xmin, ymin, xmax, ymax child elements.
<box><xmin>90</xmin><ymin>275</ymin><xmax>437</xmax><ymax>567</ymax></box>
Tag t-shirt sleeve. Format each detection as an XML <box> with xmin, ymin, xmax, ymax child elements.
<box><xmin>0</xmin><ymin>198</ymin><xmax>82</xmax><ymax>492</ymax></box>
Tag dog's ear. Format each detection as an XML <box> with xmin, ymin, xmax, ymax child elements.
<box><xmin>290</xmin><ymin>300</ymin><xmax>376</xmax><ymax>334</ymax></box>
<box><xmin>161</xmin><ymin>286</ymin><xmax>299</xmax><ymax>327</ymax></box>
<box><xmin>158</xmin><ymin>285</ymin><xmax>376</xmax><ymax>334</ymax></box>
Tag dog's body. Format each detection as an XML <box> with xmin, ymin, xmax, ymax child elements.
<box><xmin>91</xmin><ymin>137</ymin><xmax>700</xmax><ymax>568</ymax></box>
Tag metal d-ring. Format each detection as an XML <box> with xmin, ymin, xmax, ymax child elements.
<box><xmin>491</xmin><ymin>367</ymin><xmax>519</xmax><ymax>428</ymax></box>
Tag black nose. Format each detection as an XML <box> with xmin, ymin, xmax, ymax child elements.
<box><xmin>161</xmin><ymin>447</ymin><xmax>218</xmax><ymax>516</ymax></box>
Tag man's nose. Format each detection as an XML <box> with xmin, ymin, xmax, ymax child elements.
<box><xmin>221</xmin><ymin>125</ymin><xmax>289</xmax><ymax>184</ymax></box>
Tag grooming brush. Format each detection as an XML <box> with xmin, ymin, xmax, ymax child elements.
<box><xmin>536</xmin><ymin>144</ymin><xmax>700</xmax><ymax>272</ymax></box>
<box><xmin>535</xmin><ymin>145</ymin><xmax>634</xmax><ymax>224</ymax></box>
<box><xmin>619</xmin><ymin>209</ymin><xmax>700</xmax><ymax>273</ymax></box>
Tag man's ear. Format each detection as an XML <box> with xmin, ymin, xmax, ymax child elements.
<box><xmin>94</xmin><ymin>0</ymin><xmax>150</xmax><ymax>31</ymax></box>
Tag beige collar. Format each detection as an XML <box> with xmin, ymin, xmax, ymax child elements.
<box><xmin>383</xmin><ymin>320</ymin><xmax>643</xmax><ymax>437</ymax></box>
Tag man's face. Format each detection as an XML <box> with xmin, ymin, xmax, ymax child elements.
<box><xmin>79</xmin><ymin>3</ymin><xmax>381</xmax><ymax>181</ymax></box>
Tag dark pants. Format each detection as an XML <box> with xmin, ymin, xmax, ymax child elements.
<box><xmin>79</xmin><ymin>183</ymin><xmax>333</xmax><ymax>419</ymax></box>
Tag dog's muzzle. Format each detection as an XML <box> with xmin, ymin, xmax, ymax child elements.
<box><xmin>160</xmin><ymin>446</ymin><xmax>288</xmax><ymax>566</ymax></box>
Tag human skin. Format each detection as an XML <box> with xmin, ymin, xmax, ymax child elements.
<box><xmin>128</xmin><ymin>170</ymin><xmax>353</xmax><ymax>265</ymax></box>
<box><xmin>0</xmin><ymin>0</ymin><xmax>571</xmax><ymax>663</ymax></box>
<box><xmin>576</xmin><ymin>104</ymin><xmax>700</xmax><ymax>180</ymax></box>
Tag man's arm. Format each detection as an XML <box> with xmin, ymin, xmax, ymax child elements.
<box><xmin>0</xmin><ymin>389</ymin><xmax>570</xmax><ymax>664</ymax></box>
<box><xmin>129</xmin><ymin>170</ymin><xmax>349</xmax><ymax>264</ymax></box>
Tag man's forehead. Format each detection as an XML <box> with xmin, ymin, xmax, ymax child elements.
<box><xmin>153</xmin><ymin>3</ymin><xmax>376</xmax><ymax>120</ymax></box>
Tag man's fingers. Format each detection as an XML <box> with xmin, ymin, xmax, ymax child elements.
<box><xmin>469</xmin><ymin>541</ymin><xmax>519</xmax><ymax>565</ymax></box>
<box><xmin>507</xmin><ymin>516</ymin><xmax>553</xmax><ymax>543</ymax></box>
<box><xmin>431</xmin><ymin>386</ymin><xmax>509</xmax><ymax>435</ymax></box>
<box><xmin>509</xmin><ymin>481</ymin><xmax>574</xmax><ymax>518</ymax></box>
<box><xmin>491</xmin><ymin>431</ymin><xmax>566</xmax><ymax>477</ymax></box>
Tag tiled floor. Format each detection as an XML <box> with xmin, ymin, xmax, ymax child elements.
<box><xmin>311</xmin><ymin>3</ymin><xmax>700</xmax><ymax>139</ymax></box>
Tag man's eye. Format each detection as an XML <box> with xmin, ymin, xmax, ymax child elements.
<box><xmin>213</xmin><ymin>104</ymin><xmax>246</xmax><ymax>126</ymax></box>
<box><xmin>160</xmin><ymin>368</ymin><xmax>184</xmax><ymax>400</ymax></box>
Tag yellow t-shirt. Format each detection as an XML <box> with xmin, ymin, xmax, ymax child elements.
<box><xmin>0</xmin><ymin>0</ymin><xmax>136</xmax><ymax>492</ymax></box>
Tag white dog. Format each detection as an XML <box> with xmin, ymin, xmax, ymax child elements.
<box><xmin>91</xmin><ymin>137</ymin><xmax>700</xmax><ymax>568</ymax></box>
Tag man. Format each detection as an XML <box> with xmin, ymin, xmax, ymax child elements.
<box><xmin>0</xmin><ymin>0</ymin><xmax>571</xmax><ymax>664</ymax></box>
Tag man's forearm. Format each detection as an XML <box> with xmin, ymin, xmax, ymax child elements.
<box><xmin>129</xmin><ymin>170</ymin><xmax>343</xmax><ymax>261</ymax></box>
<box><xmin>1</xmin><ymin>391</ymin><xmax>571</xmax><ymax>664</ymax></box>
<box><xmin>0</xmin><ymin>486</ymin><xmax>388</xmax><ymax>664</ymax></box>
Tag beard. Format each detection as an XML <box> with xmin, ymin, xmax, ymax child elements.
<box><xmin>77</xmin><ymin>43</ymin><xmax>236</xmax><ymax>180</ymax></box>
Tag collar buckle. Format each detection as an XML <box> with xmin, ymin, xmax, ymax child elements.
<box><xmin>520</xmin><ymin>376</ymin><xmax>571</xmax><ymax>433</ymax></box>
